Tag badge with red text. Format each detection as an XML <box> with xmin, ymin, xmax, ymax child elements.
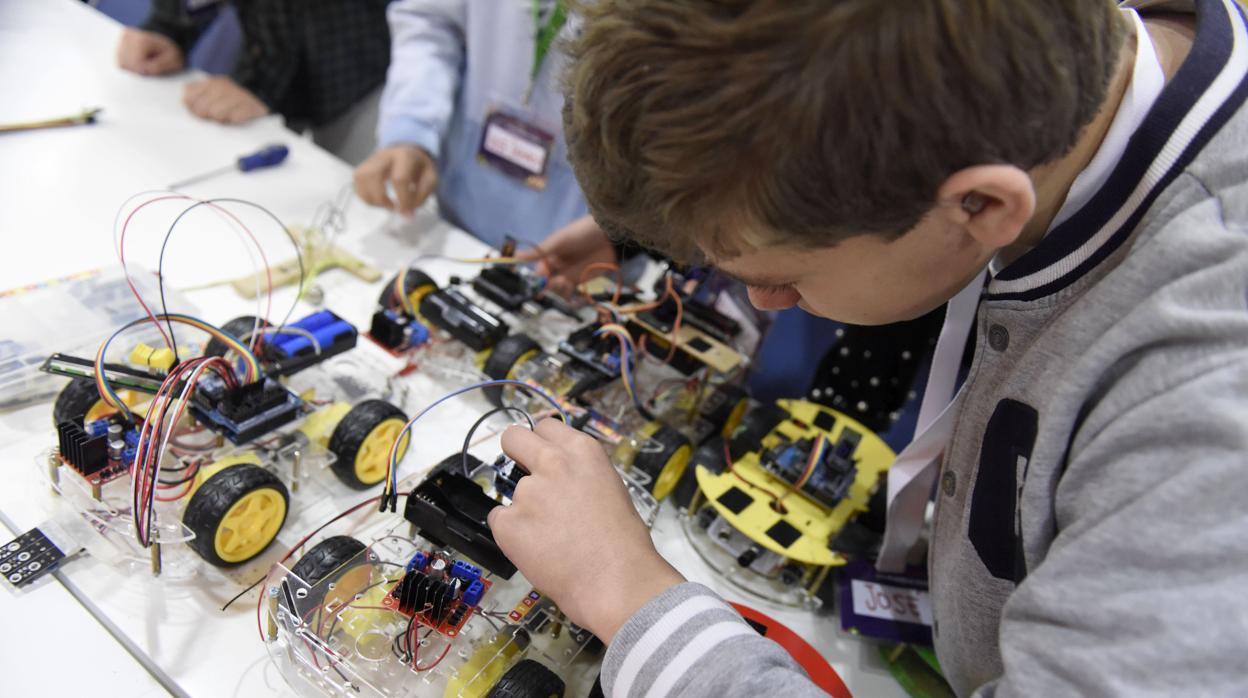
<box><xmin>477</xmin><ymin>110</ymin><xmax>554</xmax><ymax>191</ymax></box>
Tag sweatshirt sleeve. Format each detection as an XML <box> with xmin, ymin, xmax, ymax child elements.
<box><xmin>376</xmin><ymin>0</ymin><xmax>467</xmax><ymax>159</ymax></box>
<box><xmin>972</xmin><ymin>355</ymin><xmax>1248</xmax><ymax>697</ymax></box>
<box><xmin>602</xmin><ymin>583</ymin><xmax>829</xmax><ymax>698</ymax></box>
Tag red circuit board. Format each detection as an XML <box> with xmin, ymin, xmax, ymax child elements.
<box><xmin>61</xmin><ymin>455</ymin><xmax>128</xmax><ymax>487</ymax></box>
<box><xmin>381</xmin><ymin>573</ymin><xmax>492</xmax><ymax>637</ymax></box>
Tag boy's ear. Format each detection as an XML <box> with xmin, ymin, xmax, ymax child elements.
<box><xmin>937</xmin><ymin>165</ymin><xmax>1036</xmax><ymax>248</ymax></box>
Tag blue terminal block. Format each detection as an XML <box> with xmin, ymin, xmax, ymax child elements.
<box><xmin>407</xmin><ymin>551</ymin><xmax>428</xmax><ymax>573</ymax></box>
<box><xmin>86</xmin><ymin>419</ymin><xmax>110</xmax><ymax>438</ymax></box>
<box><xmin>462</xmin><ymin>579</ymin><xmax>486</xmax><ymax>607</ymax></box>
<box><xmin>122</xmin><ymin>446</ymin><xmax>137</xmax><ymax>464</ymax></box>
<box><xmin>123</xmin><ymin>429</ymin><xmax>140</xmax><ymax>448</ymax></box>
<box><xmin>450</xmin><ymin>559</ymin><xmax>482</xmax><ymax>584</ymax></box>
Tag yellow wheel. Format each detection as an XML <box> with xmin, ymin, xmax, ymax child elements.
<box><xmin>380</xmin><ymin>269</ymin><xmax>437</xmax><ymax>320</ymax></box>
<box><xmin>184</xmin><ymin>464</ymin><xmax>289</xmax><ymax>566</ymax></box>
<box><xmin>483</xmin><ymin>333</ymin><xmax>542</xmax><ymax>407</ymax></box>
<box><xmin>329</xmin><ymin>400</ymin><xmax>410</xmax><ymax>490</ymax></box>
<box><xmin>633</xmin><ymin>422</ymin><xmax>693</xmax><ymax>501</ymax></box>
<box><xmin>702</xmin><ymin>384</ymin><xmax>750</xmax><ymax>438</ymax></box>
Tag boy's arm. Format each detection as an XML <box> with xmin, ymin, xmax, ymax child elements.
<box><xmin>141</xmin><ymin>0</ymin><xmax>205</xmax><ymax>54</ymax></box>
<box><xmin>603</xmin><ymin>583</ymin><xmax>829</xmax><ymax>697</ymax></box>
<box><xmin>974</xmin><ymin>357</ymin><xmax>1248</xmax><ymax>697</ymax></box>
<box><xmin>376</xmin><ymin>0</ymin><xmax>468</xmax><ymax>159</ymax></box>
<box><xmin>488</xmin><ymin>420</ymin><xmax>828</xmax><ymax>698</ymax></box>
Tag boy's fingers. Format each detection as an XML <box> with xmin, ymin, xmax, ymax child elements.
<box><xmin>534</xmin><ymin>417</ymin><xmax>575</xmax><ymax>441</ymax></box>
<box><xmin>500</xmin><ymin>425</ymin><xmax>558</xmax><ymax>474</ymax></box>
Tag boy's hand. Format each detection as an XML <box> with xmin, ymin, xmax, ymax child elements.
<box><xmin>116</xmin><ymin>28</ymin><xmax>184</xmax><ymax>76</ymax></box>
<box><xmin>353</xmin><ymin>145</ymin><xmax>439</xmax><ymax>217</ymax></box>
<box><xmin>519</xmin><ymin>215</ymin><xmax>618</xmax><ymax>299</ymax></box>
<box><xmin>489</xmin><ymin>419</ymin><xmax>685</xmax><ymax>643</ymax></box>
<box><xmin>183</xmin><ymin>77</ymin><xmax>270</xmax><ymax>124</ymax></box>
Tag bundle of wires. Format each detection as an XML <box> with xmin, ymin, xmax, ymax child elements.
<box><xmin>113</xmin><ymin>192</ymin><xmax>303</xmax><ymax>363</ymax></box>
<box><xmin>379</xmin><ymin>379</ymin><xmax>570</xmax><ymax>512</ymax></box>
<box><xmin>771</xmin><ymin>433</ymin><xmax>828</xmax><ymax>513</ymax></box>
<box><xmin>95</xmin><ymin>314</ymin><xmax>263</xmax><ymax>547</ymax></box>
<box><xmin>131</xmin><ymin>354</ymin><xmax>238</xmax><ymax>547</ymax></box>
<box><xmin>94</xmin><ymin>313</ymin><xmax>261</xmax><ymax>425</ymax></box>
<box><xmin>794</xmin><ymin>433</ymin><xmax>828</xmax><ymax>491</ymax></box>
<box><xmin>594</xmin><ymin>323</ymin><xmax>648</xmax><ymax>416</ymax></box>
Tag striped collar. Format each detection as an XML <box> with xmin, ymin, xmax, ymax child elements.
<box><xmin>986</xmin><ymin>0</ymin><xmax>1248</xmax><ymax>302</ymax></box>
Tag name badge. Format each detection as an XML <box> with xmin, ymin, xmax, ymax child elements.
<box><xmin>838</xmin><ymin>559</ymin><xmax>933</xmax><ymax>646</ymax></box>
<box><xmin>478</xmin><ymin>111</ymin><xmax>554</xmax><ymax>191</ymax></box>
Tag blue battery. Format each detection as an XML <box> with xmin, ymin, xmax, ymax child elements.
<box><xmin>277</xmin><ymin>319</ymin><xmax>354</xmax><ymax>357</ymax></box>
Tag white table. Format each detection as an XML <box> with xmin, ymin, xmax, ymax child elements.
<box><xmin>0</xmin><ymin>2</ymin><xmax>907</xmax><ymax>696</ymax></box>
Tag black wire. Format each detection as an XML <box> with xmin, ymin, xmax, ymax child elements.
<box><xmin>460</xmin><ymin>406</ymin><xmax>535</xmax><ymax>477</ymax></box>
<box><xmin>156</xmin><ymin>198</ymin><xmax>305</xmax><ymax>364</ymax></box>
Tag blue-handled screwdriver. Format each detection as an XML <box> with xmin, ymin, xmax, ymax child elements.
<box><xmin>168</xmin><ymin>143</ymin><xmax>289</xmax><ymax>189</ymax></box>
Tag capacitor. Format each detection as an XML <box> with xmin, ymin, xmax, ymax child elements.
<box><xmin>430</xmin><ymin>557</ymin><xmax>448</xmax><ymax>575</ymax></box>
<box><xmin>107</xmin><ymin>424</ymin><xmax>124</xmax><ymax>440</ymax></box>
<box><xmin>108</xmin><ymin>439</ymin><xmax>125</xmax><ymax>462</ymax></box>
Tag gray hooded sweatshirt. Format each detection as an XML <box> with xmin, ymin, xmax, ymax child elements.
<box><xmin>600</xmin><ymin>0</ymin><xmax>1248</xmax><ymax>695</ymax></box>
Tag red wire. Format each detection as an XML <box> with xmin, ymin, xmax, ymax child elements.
<box><xmin>416</xmin><ymin>638</ymin><xmax>452</xmax><ymax>672</ymax></box>
<box><xmin>723</xmin><ymin>440</ymin><xmax>787</xmax><ymax>513</ymax></box>
<box><xmin>118</xmin><ymin>195</ymin><xmax>276</xmax><ymax>352</ymax></box>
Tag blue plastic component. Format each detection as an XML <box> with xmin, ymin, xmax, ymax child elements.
<box><xmin>86</xmin><ymin>419</ymin><xmax>110</xmax><ymax>438</ymax></box>
<box><xmin>278</xmin><ymin>319</ymin><xmax>354</xmax><ymax>357</ymax></box>
<box><xmin>462</xmin><ymin>579</ymin><xmax>485</xmax><ymax>607</ymax></box>
<box><xmin>123</xmin><ymin>429</ymin><xmax>140</xmax><ymax>448</ymax></box>
<box><xmin>122</xmin><ymin>447</ymin><xmax>137</xmax><ymax>464</ymax></box>
<box><xmin>451</xmin><ymin>560</ymin><xmax>482</xmax><ymax>584</ymax></box>
<box><xmin>407</xmin><ymin>317</ymin><xmax>430</xmax><ymax>347</ymax></box>
<box><xmin>407</xmin><ymin>551</ymin><xmax>428</xmax><ymax>573</ymax></box>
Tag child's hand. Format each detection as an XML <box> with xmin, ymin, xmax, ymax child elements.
<box><xmin>488</xmin><ymin>419</ymin><xmax>685</xmax><ymax>643</ymax></box>
<box><xmin>116</xmin><ymin>28</ymin><xmax>184</xmax><ymax>76</ymax></box>
<box><xmin>353</xmin><ymin>145</ymin><xmax>439</xmax><ymax>217</ymax></box>
<box><xmin>519</xmin><ymin>215</ymin><xmax>618</xmax><ymax>299</ymax></box>
<box><xmin>183</xmin><ymin>77</ymin><xmax>270</xmax><ymax>125</ymax></box>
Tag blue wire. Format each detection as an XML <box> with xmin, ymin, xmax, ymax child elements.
<box><xmin>387</xmin><ymin>379</ymin><xmax>570</xmax><ymax>496</ymax></box>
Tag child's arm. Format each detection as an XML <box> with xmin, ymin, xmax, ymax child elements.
<box><xmin>491</xmin><ymin>419</ymin><xmax>828</xmax><ymax>697</ymax></box>
<box><xmin>376</xmin><ymin>0</ymin><xmax>468</xmax><ymax>161</ymax></box>
<box><xmin>971</xmin><ymin>356</ymin><xmax>1248</xmax><ymax>697</ymax></box>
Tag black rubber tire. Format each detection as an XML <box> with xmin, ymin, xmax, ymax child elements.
<box><xmin>432</xmin><ymin>451</ymin><xmax>485</xmax><ymax>478</ymax></box>
<box><xmin>204</xmin><ymin>316</ymin><xmax>267</xmax><ymax>358</ymax></box>
<box><xmin>701</xmin><ymin>384</ymin><xmax>749</xmax><ymax>438</ymax></box>
<box><xmin>328</xmin><ymin>400</ymin><xmax>408</xmax><ymax>490</ymax></box>
<box><xmin>53</xmin><ymin>377</ymin><xmax>103</xmax><ymax>426</ymax></box>
<box><xmin>290</xmin><ymin>535</ymin><xmax>367</xmax><ymax>587</ymax></box>
<box><xmin>672</xmin><ymin>435</ymin><xmax>726</xmax><ymax>510</ymax></box>
<box><xmin>633</xmin><ymin>423</ymin><xmax>692</xmax><ymax>499</ymax></box>
<box><xmin>482</xmin><ymin>333</ymin><xmax>542</xmax><ymax>407</ymax></box>
<box><xmin>729</xmin><ymin>403</ymin><xmax>787</xmax><ymax>458</ymax></box>
<box><xmin>279</xmin><ymin>535</ymin><xmax>368</xmax><ymax>615</ymax></box>
<box><xmin>184</xmin><ymin>464</ymin><xmax>289</xmax><ymax>567</ymax></box>
<box><xmin>486</xmin><ymin>659</ymin><xmax>565</xmax><ymax>698</ymax></box>
<box><xmin>378</xmin><ymin>269</ymin><xmax>437</xmax><ymax>311</ymax></box>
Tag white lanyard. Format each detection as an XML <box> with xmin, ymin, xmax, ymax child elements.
<box><xmin>876</xmin><ymin>269</ymin><xmax>984</xmax><ymax>571</ymax></box>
